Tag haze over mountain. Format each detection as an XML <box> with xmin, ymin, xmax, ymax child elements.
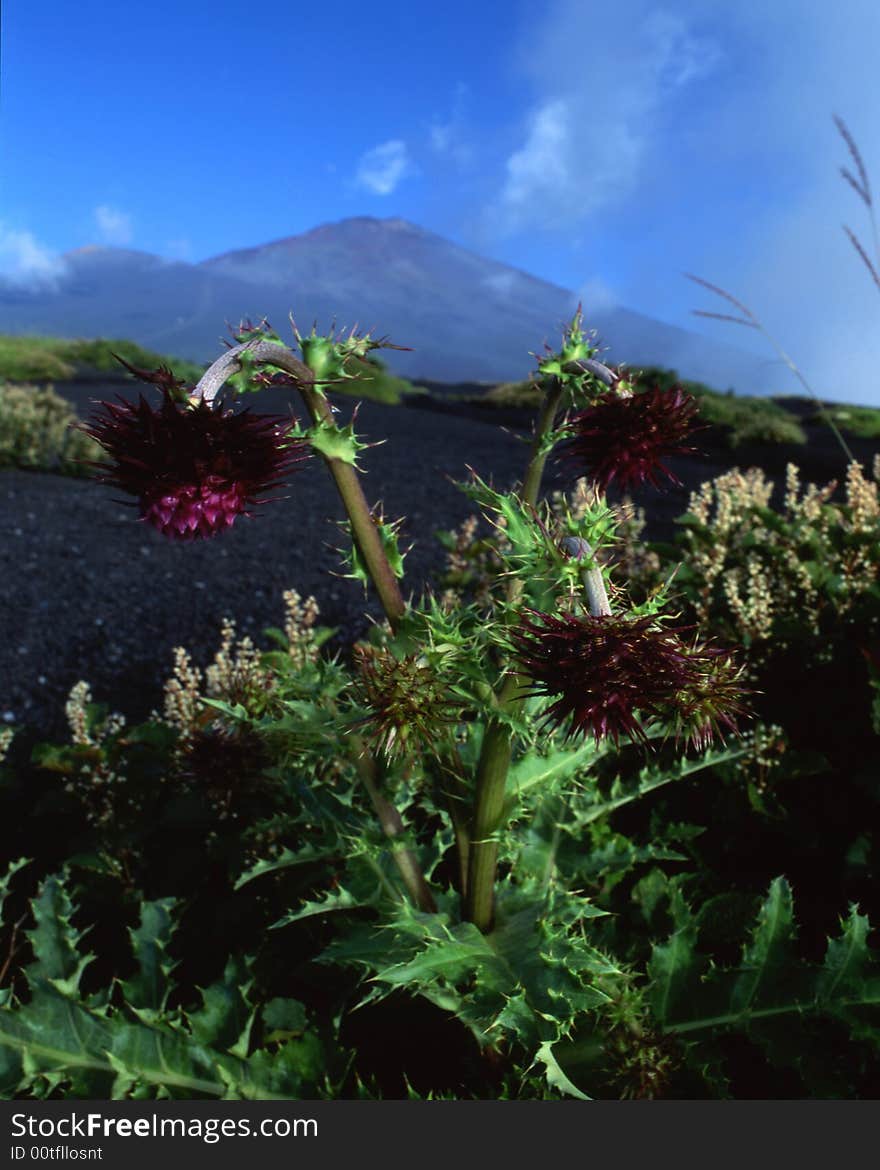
<box><xmin>0</xmin><ymin>217</ymin><xmax>779</xmax><ymax>391</ymax></box>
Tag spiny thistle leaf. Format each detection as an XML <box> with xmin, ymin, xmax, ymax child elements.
<box><xmin>647</xmin><ymin>887</ymin><xmax>701</xmax><ymax>1026</ymax></box>
<box><xmin>729</xmin><ymin>876</ymin><xmax>796</xmax><ymax>1016</ymax></box>
<box><xmin>818</xmin><ymin>905</ymin><xmax>873</xmax><ymax>1004</ymax></box>
<box><xmin>122</xmin><ymin>898</ymin><xmax>177</xmax><ymax>1015</ymax></box>
<box><xmin>189</xmin><ymin>956</ymin><xmax>255</xmax><ymax>1058</ymax></box>
<box><xmin>571</xmin><ymin>743</ymin><xmax>747</xmax><ymax>827</ymax></box>
<box><xmin>271</xmin><ymin>884</ymin><xmax>370</xmax><ymax>929</ymax></box>
<box><xmin>503</xmin><ymin>739</ymin><xmax>603</xmax><ymax>815</ymax></box>
<box><xmin>234</xmin><ymin>843</ymin><xmax>343</xmax><ymax>890</ymax></box>
<box><xmin>337</xmin><ymin>512</ymin><xmax>407</xmax><ymax>587</ymax></box>
<box><xmin>646</xmin><ymin>880</ymin><xmax>880</xmax><ymax>1094</ymax></box>
<box><xmin>0</xmin><ymin>875</ymin><xmax>328</xmax><ymax>1099</ymax></box>
<box><xmin>534</xmin><ymin>1039</ymin><xmax>592</xmax><ymax>1099</ymax></box>
<box><xmin>0</xmin><ymin>857</ymin><xmax>29</xmax><ymax>922</ymax></box>
<box><xmin>308</xmin><ymin>417</ymin><xmax>373</xmax><ymax>467</ymax></box>
<box><xmin>27</xmin><ymin>875</ymin><xmax>93</xmax><ymax>996</ymax></box>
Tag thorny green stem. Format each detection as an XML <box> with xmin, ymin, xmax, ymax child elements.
<box><xmin>519</xmin><ymin>378</ymin><xmax>566</xmax><ymax>508</ymax></box>
<box><xmin>433</xmin><ymin>750</ymin><xmax>474</xmax><ymax>897</ymax></box>
<box><xmin>195</xmin><ymin>343</ymin><xmax>434</xmax><ymax>911</ymax></box>
<box><xmin>194</xmin><ymin>341</ymin><xmax>407</xmax><ymax>631</ymax></box>
<box><xmin>560</xmin><ymin>536</ymin><xmax>613</xmax><ymax>617</ymax></box>
<box><xmin>465</xmin><ymin>357</ymin><xmax>619</xmax><ymax>932</ymax></box>
<box><xmin>352</xmin><ymin>744</ymin><xmax>437</xmax><ymax>914</ymax></box>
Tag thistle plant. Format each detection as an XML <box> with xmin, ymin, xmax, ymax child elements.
<box><xmin>80</xmin><ymin>309</ymin><xmax>746</xmax><ymax>946</ymax></box>
<box><xmin>11</xmin><ymin>300</ymin><xmax>880</xmax><ymax>1099</ymax></box>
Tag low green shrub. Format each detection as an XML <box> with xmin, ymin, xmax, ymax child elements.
<box><xmin>0</xmin><ymin>334</ymin><xmax>206</xmax><ymax>386</ymax></box>
<box><xmin>813</xmin><ymin>403</ymin><xmax>880</xmax><ymax>440</ymax></box>
<box><xmin>0</xmin><ymin>336</ymin><xmax>77</xmax><ymax>383</ymax></box>
<box><xmin>480</xmin><ymin>379</ymin><xmax>542</xmax><ymax>408</ymax></box>
<box><xmin>59</xmin><ymin>337</ymin><xmax>206</xmax><ymax>384</ymax></box>
<box><xmin>623</xmin><ymin>365</ymin><xmax>807</xmax><ymax>447</ymax></box>
<box><xmin>0</xmin><ymin>381</ymin><xmax>107</xmax><ymax>474</ymax></box>
<box><xmin>479</xmin><ymin>366</ymin><xmax>807</xmax><ymax>446</ymax></box>
<box><xmin>341</xmin><ymin>356</ymin><xmax>427</xmax><ymax>404</ymax></box>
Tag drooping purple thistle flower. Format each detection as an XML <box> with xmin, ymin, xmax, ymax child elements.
<box><xmin>562</xmin><ymin>384</ymin><xmax>700</xmax><ymax>493</ymax></box>
<box><xmin>80</xmin><ymin>376</ymin><xmax>309</xmax><ymax>541</ymax></box>
<box><xmin>510</xmin><ymin>608</ymin><xmax>745</xmax><ymax>749</ymax></box>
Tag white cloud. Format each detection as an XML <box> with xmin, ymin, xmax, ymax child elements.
<box><xmin>481</xmin><ymin>0</ymin><xmax>880</xmax><ymax>403</ymax></box>
<box><xmin>429</xmin><ymin>82</ymin><xmax>472</xmax><ymax>167</ymax></box>
<box><xmin>575</xmin><ymin>277</ymin><xmax>620</xmax><ymax>314</ymax></box>
<box><xmin>501</xmin><ymin>100</ymin><xmax>574</xmax><ymax>220</ymax></box>
<box><xmin>491</xmin><ymin>2</ymin><xmax>724</xmax><ymax>234</ymax></box>
<box><xmin>355</xmin><ymin>141</ymin><xmax>415</xmax><ymax>196</ymax></box>
<box><xmin>644</xmin><ymin>9</ymin><xmax>722</xmax><ymax>89</ymax></box>
<box><xmin>94</xmin><ymin>204</ymin><xmax>133</xmax><ymax>245</ymax></box>
<box><xmin>0</xmin><ymin>223</ymin><xmax>68</xmax><ymax>288</ymax></box>
<box><xmin>481</xmin><ymin>271</ymin><xmax>521</xmax><ymax>297</ymax></box>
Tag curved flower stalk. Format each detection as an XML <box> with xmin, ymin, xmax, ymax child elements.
<box><xmin>191</xmin><ymin>330</ymin><xmax>408</xmax><ymax>630</ymax></box>
<box><xmin>81</xmin><ymin>358</ymin><xmax>308</xmax><ymax>540</ymax></box>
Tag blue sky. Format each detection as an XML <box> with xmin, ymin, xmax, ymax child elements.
<box><xmin>3</xmin><ymin>0</ymin><xmax>880</xmax><ymax>402</ymax></box>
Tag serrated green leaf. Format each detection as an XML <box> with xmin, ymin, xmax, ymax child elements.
<box><xmin>234</xmin><ymin>843</ymin><xmax>341</xmax><ymax>890</ymax></box>
<box><xmin>534</xmin><ymin>1040</ymin><xmax>591</xmax><ymax>1099</ymax></box>
<box><xmin>729</xmin><ymin>877</ymin><xmax>796</xmax><ymax>1015</ymax></box>
<box><xmin>308</xmin><ymin>418</ymin><xmax>371</xmax><ymax>466</ymax></box>
<box><xmin>372</xmin><ymin>926</ymin><xmax>502</xmax><ymax>989</ymax></box>
<box><xmin>817</xmin><ymin>905</ymin><xmax>873</xmax><ymax>1004</ymax></box>
<box><xmin>189</xmin><ymin>956</ymin><xmax>254</xmax><ymax>1057</ymax></box>
<box><xmin>27</xmin><ymin>875</ymin><xmax>91</xmax><ymax>991</ymax></box>
<box><xmin>505</xmin><ymin>740</ymin><xmax>600</xmax><ymax>811</ymax></box>
<box><xmin>0</xmin><ymin>857</ymin><xmax>29</xmax><ymax>923</ymax></box>
<box><xmin>574</xmin><ymin>744</ymin><xmax>746</xmax><ymax>827</ymax></box>
<box><xmin>647</xmin><ymin>888</ymin><xmax>701</xmax><ymax>1027</ymax></box>
<box><xmin>271</xmin><ymin>884</ymin><xmax>368</xmax><ymax>928</ymax></box>
<box><xmin>122</xmin><ymin>899</ymin><xmax>177</xmax><ymax>1013</ymax></box>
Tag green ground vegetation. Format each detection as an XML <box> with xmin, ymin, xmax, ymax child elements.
<box><xmin>0</xmin><ymin>335</ymin><xmax>425</xmax><ymax>406</ymax></box>
<box><xmin>0</xmin><ymin>334</ymin><xmax>207</xmax><ymax>385</ymax></box>
<box><xmin>480</xmin><ymin>365</ymin><xmax>809</xmax><ymax>447</ymax></box>
<box><xmin>808</xmin><ymin>402</ymin><xmax>880</xmax><ymax>440</ymax></box>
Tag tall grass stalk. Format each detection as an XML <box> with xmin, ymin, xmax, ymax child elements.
<box><xmin>685</xmin><ymin>112</ymin><xmax>880</xmax><ymax>467</ymax></box>
<box><xmin>684</xmin><ymin>273</ymin><xmax>855</xmax><ymax>464</ymax></box>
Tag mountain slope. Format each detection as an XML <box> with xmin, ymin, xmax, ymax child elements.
<box><xmin>0</xmin><ymin>217</ymin><xmax>776</xmax><ymax>390</ymax></box>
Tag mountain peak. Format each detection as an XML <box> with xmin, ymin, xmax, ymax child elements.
<box><xmin>202</xmin><ymin>216</ymin><xmax>426</xmax><ymax>266</ymax></box>
<box><xmin>2</xmin><ymin>218</ymin><xmax>777</xmax><ymax>392</ymax></box>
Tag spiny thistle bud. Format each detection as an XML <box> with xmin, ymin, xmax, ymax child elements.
<box><xmin>510</xmin><ymin>608</ymin><xmax>744</xmax><ymax>748</ymax></box>
<box><xmin>352</xmin><ymin>644</ymin><xmax>461</xmax><ymax>760</ymax></box>
<box><xmin>81</xmin><ymin>374</ymin><xmax>309</xmax><ymax>540</ymax></box>
<box><xmin>662</xmin><ymin>642</ymin><xmax>749</xmax><ymax>752</ymax></box>
<box><xmin>562</xmin><ymin>384</ymin><xmax>700</xmax><ymax>493</ymax></box>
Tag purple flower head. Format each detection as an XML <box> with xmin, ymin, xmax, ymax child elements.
<box><xmin>81</xmin><ymin>383</ymin><xmax>308</xmax><ymax>541</ymax></box>
<box><xmin>510</xmin><ymin>609</ymin><xmax>746</xmax><ymax>749</ymax></box>
<box><xmin>562</xmin><ymin>383</ymin><xmax>700</xmax><ymax>493</ymax></box>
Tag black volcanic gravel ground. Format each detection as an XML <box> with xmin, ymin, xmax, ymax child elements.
<box><xmin>2</xmin><ymin>379</ymin><xmax>876</xmax><ymax>741</ymax></box>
